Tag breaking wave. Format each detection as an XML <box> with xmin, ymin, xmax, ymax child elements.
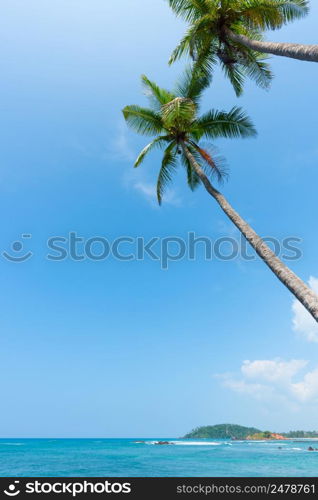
<box><xmin>145</xmin><ymin>440</ymin><xmax>225</xmax><ymax>446</ymax></box>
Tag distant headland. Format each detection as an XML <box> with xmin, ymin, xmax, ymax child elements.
<box><xmin>183</xmin><ymin>424</ymin><xmax>318</xmax><ymax>441</ymax></box>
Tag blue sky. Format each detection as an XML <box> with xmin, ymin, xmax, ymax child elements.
<box><xmin>0</xmin><ymin>0</ymin><xmax>318</xmax><ymax>438</ymax></box>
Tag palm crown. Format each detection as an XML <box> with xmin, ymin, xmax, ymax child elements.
<box><xmin>168</xmin><ymin>0</ymin><xmax>309</xmax><ymax>95</ymax></box>
<box><xmin>122</xmin><ymin>69</ymin><xmax>256</xmax><ymax>204</ymax></box>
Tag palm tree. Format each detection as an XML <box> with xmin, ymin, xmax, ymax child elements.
<box><xmin>168</xmin><ymin>0</ymin><xmax>318</xmax><ymax>95</ymax></box>
<box><xmin>122</xmin><ymin>69</ymin><xmax>318</xmax><ymax>322</ymax></box>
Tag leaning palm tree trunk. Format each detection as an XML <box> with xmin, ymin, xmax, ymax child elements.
<box><xmin>181</xmin><ymin>143</ymin><xmax>318</xmax><ymax>322</ymax></box>
<box><xmin>225</xmin><ymin>28</ymin><xmax>318</xmax><ymax>62</ymax></box>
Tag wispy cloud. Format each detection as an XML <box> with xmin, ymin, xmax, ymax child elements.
<box><xmin>217</xmin><ymin>358</ymin><xmax>318</xmax><ymax>405</ymax></box>
<box><xmin>108</xmin><ymin>121</ymin><xmax>182</xmax><ymax>207</ymax></box>
<box><xmin>241</xmin><ymin>359</ymin><xmax>308</xmax><ymax>383</ymax></box>
<box><xmin>133</xmin><ymin>181</ymin><xmax>181</xmax><ymax>207</ymax></box>
<box><xmin>107</xmin><ymin>120</ymin><xmax>136</xmax><ymax>163</ymax></box>
<box><xmin>220</xmin><ymin>378</ymin><xmax>275</xmax><ymax>401</ymax></box>
<box><xmin>292</xmin><ymin>276</ymin><xmax>318</xmax><ymax>343</ymax></box>
<box><xmin>291</xmin><ymin>368</ymin><xmax>318</xmax><ymax>402</ymax></box>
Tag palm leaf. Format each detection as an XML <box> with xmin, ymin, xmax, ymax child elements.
<box><xmin>192</xmin><ymin>39</ymin><xmax>219</xmax><ymax>81</ymax></box>
<box><xmin>240</xmin><ymin>0</ymin><xmax>285</xmax><ymax>29</ymax></box>
<box><xmin>240</xmin><ymin>0</ymin><xmax>308</xmax><ymax>29</ymax></box>
<box><xmin>169</xmin><ymin>31</ymin><xmax>194</xmax><ymax>64</ymax></box>
<box><xmin>169</xmin><ymin>13</ymin><xmax>218</xmax><ymax>63</ymax></box>
<box><xmin>174</xmin><ymin>65</ymin><xmax>211</xmax><ymax>104</ymax></box>
<box><xmin>221</xmin><ymin>61</ymin><xmax>246</xmax><ymax>97</ymax></box>
<box><xmin>168</xmin><ymin>0</ymin><xmax>212</xmax><ymax>22</ymax></box>
<box><xmin>141</xmin><ymin>75</ymin><xmax>176</xmax><ymax>110</ymax></box>
<box><xmin>240</xmin><ymin>0</ymin><xmax>309</xmax><ymax>29</ymax></box>
<box><xmin>134</xmin><ymin>135</ymin><xmax>172</xmax><ymax>167</ymax></box>
<box><xmin>243</xmin><ymin>55</ymin><xmax>273</xmax><ymax>89</ymax></box>
<box><xmin>193</xmin><ymin>107</ymin><xmax>257</xmax><ymax>139</ymax></box>
<box><xmin>276</xmin><ymin>0</ymin><xmax>309</xmax><ymax>22</ymax></box>
<box><xmin>157</xmin><ymin>142</ymin><xmax>178</xmax><ymax>204</ymax></box>
<box><xmin>122</xmin><ymin>105</ymin><xmax>164</xmax><ymax>136</ymax></box>
<box><xmin>162</xmin><ymin>97</ymin><xmax>196</xmax><ymax>128</ymax></box>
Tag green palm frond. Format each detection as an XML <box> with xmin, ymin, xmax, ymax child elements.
<box><xmin>277</xmin><ymin>0</ymin><xmax>309</xmax><ymax>21</ymax></box>
<box><xmin>168</xmin><ymin>0</ymin><xmax>213</xmax><ymax>22</ymax></box>
<box><xmin>240</xmin><ymin>0</ymin><xmax>286</xmax><ymax>29</ymax></box>
<box><xmin>174</xmin><ymin>65</ymin><xmax>211</xmax><ymax>104</ymax></box>
<box><xmin>192</xmin><ymin>39</ymin><xmax>219</xmax><ymax>80</ymax></box>
<box><xmin>221</xmin><ymin>62</ymin><xmax>246</xmax><ymax>97</ymax></box>
<box><xmin>186</xmin><ymin>13</ymin><xmax>218</xmax><ymax>42</ymax></box>
<box><xmin>135</xmin><ymin>135</ymin><xmax>172</xmax><ymax>167</ymax></box>
<box><xmin>169</xmin><ymin>31</ymin><xmax>193</xmax><ymax>64</ymax></box>
<box><xmin>141</xmin><ymin>75</ymin><xmax>176</xmax><ymax>110</ymax></box>
<box><xmin>122</xmin><ymin>105</ymin><xmax>164</xmax><ymax>136</ymax></box>
<box><xmin>168</xmin><ymin>15</ymin><xmax>217</xmax><ymax>64</ymax></box>
<box><xmin>243</xmin><ymin>55</ymin><xmax>273</xmax><ymax>89</ymax></box>
<box><xmin>219</xmin><ymin>41</ymin><xmax>273</xmax><ymax>92</ymax></box>
<box><xmin>193</xmin><ymin>107</ymin><xmax>257</xmax><ymax>139</ymax></box>
<box><xmin>239</xmin><ymin>0</ymin><xmax>308</xmax><ymax>29</ymax></box>
<box><xmin>268</xmin><ymin>0</ymin><xmax>309</xmax><ymax>23</ymax></box>
<box><xmin>157</xmin><ymin>142</ymin><xmax>178</xmax><ymax>204</ymax></box>
<box><xmin>162</xmin><ymin>97</ymin><xmax>196</xmax><ymax>128</ymax></box>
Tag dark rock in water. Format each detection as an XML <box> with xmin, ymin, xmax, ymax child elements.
<box><xmin>308</xmin><ymin>446</ymin><xmax>315</xmax><ymax>451</ymax></box>
<box><xmin>155</xmin><ymin>441</ymin><xmax>173</xmax><ymax>445</ymax></box>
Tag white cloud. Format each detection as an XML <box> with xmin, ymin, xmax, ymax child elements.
<box><xmin>109</xmin><ymin>121</ymin><xmax>136</xmax><ymax>162</ymax></box>
<box><xmin>219</xmin><ymin>358</ymin><xmax>318</xmax><ymax>405</ymax></box>
<box><xmin>217</xmin><ymin>279</ymin><xmax>318</xmax><ymax>411</ymax></box>
<box><xmin>133</xmin><ymin>181</ymin><xmax>181</xmax><ymax>207</ymax></box>
<box><xmin>222</xmin><ymin>378</ymin><xmax>274</xmax><ymax>401</ymax></box>
<box><xmin>241</xmin><ymin>359</ymin><xmax>308</xmax><ymax>383</ymax></box>
<box><xmin>292</xmin><ymin>276</ymin><xmax>318</xmax><ymax>343</ymax></box>
<box><xmin>133</xmin><ymin>181</ymin><xmax>156</xmax><ymax>199</ymax></box>
<box><xmin>291</xmin><ymin>368</ymin><xmax>318</xmax><ymax>402</ymax></box>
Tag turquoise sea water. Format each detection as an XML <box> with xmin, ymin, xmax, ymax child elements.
<box><xmin>0</xmin><ymin>438</ymin><xmax>318</xmax><ymax>477</ymax></box>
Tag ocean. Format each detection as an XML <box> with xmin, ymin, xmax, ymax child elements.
<box><xmin>0</xmin><ymin>438</ymin><xmax>317</xmax><ymax>477</ymax></box>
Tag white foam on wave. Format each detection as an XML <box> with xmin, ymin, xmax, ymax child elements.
<box><xmin>247</xmin><ymin>441</ymin><xmax>276</xmax><ymax>444</ymax></box>
<box><xmin>172</xmin><ymin>441</ymin><xmax>222</xmax><ymax>446</ymax></box>
<box><xmin>145</xmin><ymin>440</ymin><xmax>223</xmax><ymax>446</ymax></box>
<box><xmin>0</xmin><ymin>443</ymin><xmax>24</xmax><ymax>446</ymax></box>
